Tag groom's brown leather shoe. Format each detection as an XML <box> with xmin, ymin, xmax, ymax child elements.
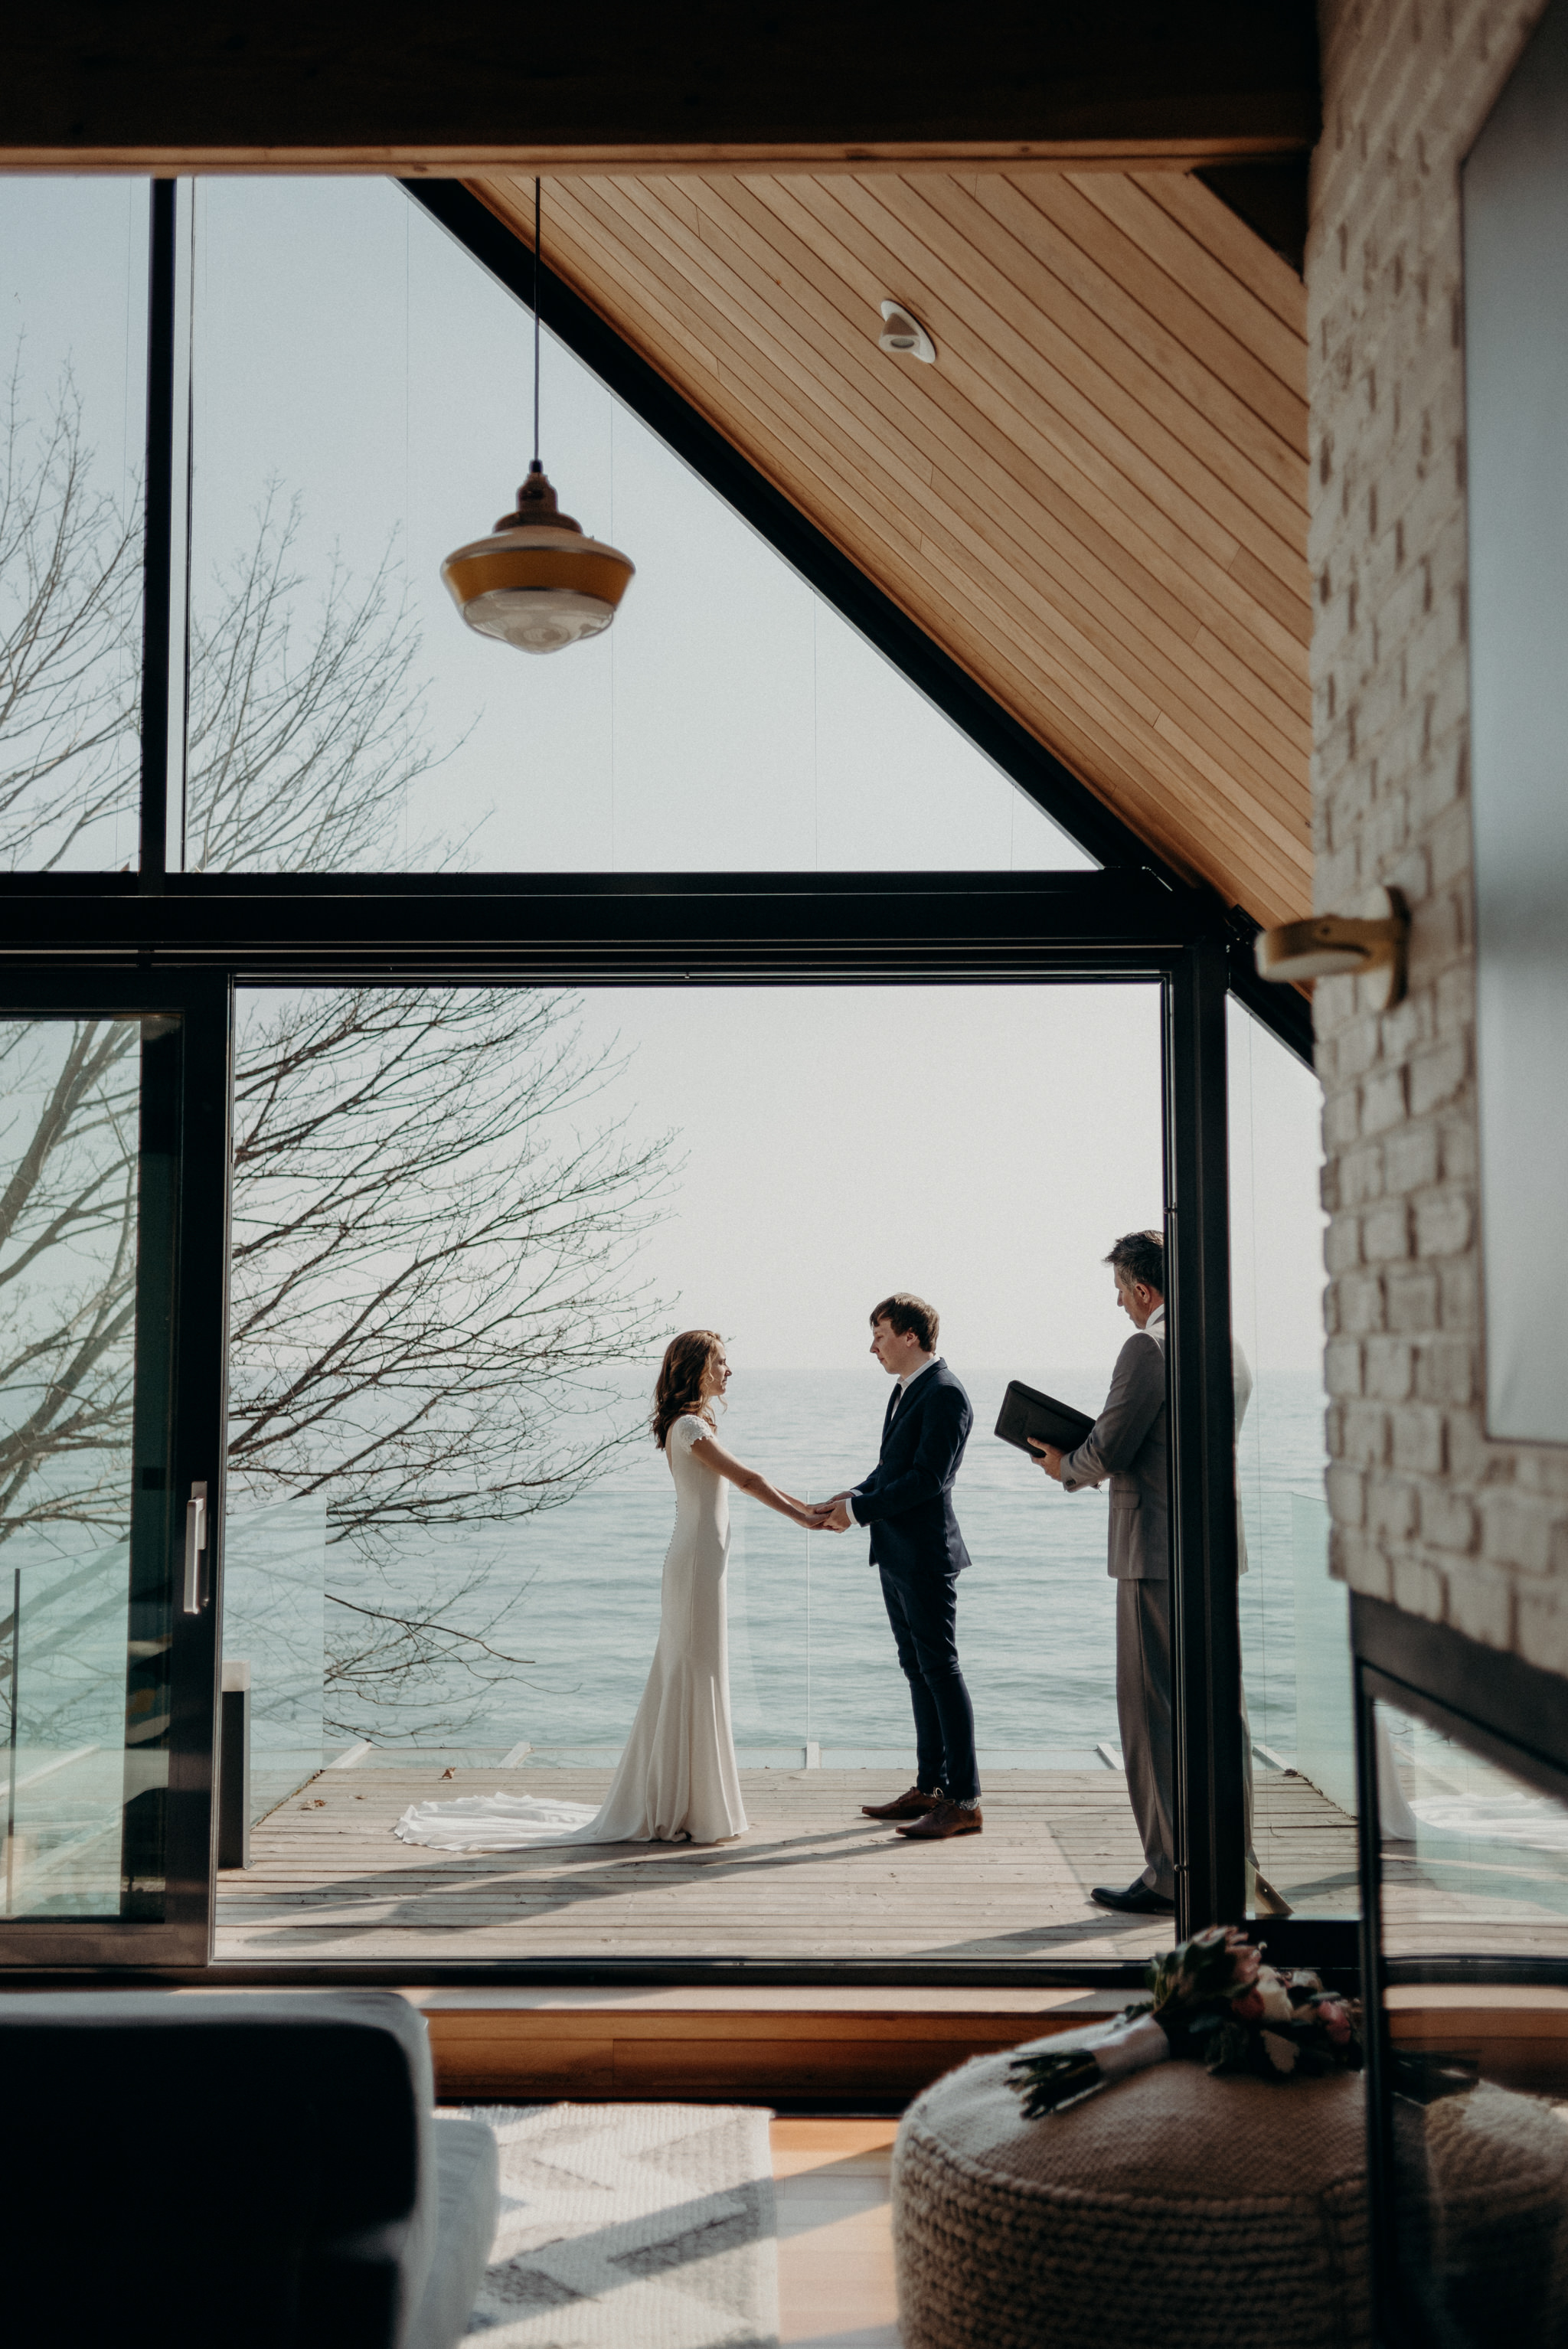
<box><xmin>896</xmin><ymin>1800</ymin><xmax>983</xmax><ymax>1840</ymax></box>
<box><xmin>861</xmin><ymin>1785</ymin><xmax>942</xmax><ymax>1820</ymax></box>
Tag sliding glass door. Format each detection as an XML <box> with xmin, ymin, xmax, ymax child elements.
<box><xmin>0</xmin><ymin>975</ymin><xmax>229</xmax><ymax>1963</ymax></box>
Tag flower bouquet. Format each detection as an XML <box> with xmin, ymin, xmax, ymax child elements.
<box><xmin>1007</xmin><ymin>1926</ymin><xmax>1361</xmax><ymax>2119</ymax></box>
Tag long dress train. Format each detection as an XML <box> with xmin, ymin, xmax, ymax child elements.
<box><xmin>393</xmin><ymin>1413</ymin><xmax>748</xmax><ymax>1851</ymax></box>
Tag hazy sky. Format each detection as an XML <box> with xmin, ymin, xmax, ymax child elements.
<box><xmin>560</xmin><ymin>985</ymin><xmax>1325</xmax><ymax>1374</ymax></box>
<box><xmin>183</xmin><ymin>175</ymin><xmax>1089</xmax><ymax>877</ymax></box>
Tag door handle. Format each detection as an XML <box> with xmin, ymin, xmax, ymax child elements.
<box><xmin>183</xmin><ymin>1481</ymin><xmax>208</xmax><ymax>1615</ymax></box>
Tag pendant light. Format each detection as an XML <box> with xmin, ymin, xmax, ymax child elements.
<box><xmin>442</xmin><ymin>180</ymin><xmax>635</xmax><ymax>654</ymax></box>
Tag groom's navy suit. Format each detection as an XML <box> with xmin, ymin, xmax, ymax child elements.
<box><xmin>850</xmin><ymin>1361</ymin><xmax>979</xmax><ymax>1804</ymax></box>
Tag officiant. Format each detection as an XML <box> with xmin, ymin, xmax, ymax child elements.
<box><xmin>1031</xmin><ymin>1229</ymin><xmax>1287</xmax><ymax>1920</ymax></box>
<box><xmin>1030</xmin><ymin>1230</ymin><xmax>1174</xmax><ymax>1915</ymax></box>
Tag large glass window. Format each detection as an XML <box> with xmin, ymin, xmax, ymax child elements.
<box><xmin>0</xmin><ymin>180</ymin><xmax>149</xmax><ymax>871</ymax></box>
<box><xmin>185</xmin><ymin>179</ymin><xmax>1089</xmax><ymax>877</ymax></box>
<box><xmin>216</xmin><ymin>979</ymin><xmax>1175</xmax><ymax>1964</ymax></box>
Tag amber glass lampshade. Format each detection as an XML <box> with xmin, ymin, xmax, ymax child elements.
<box><xmin>442</xmin><ymin>462</ymin><xmax>635</xmax><ymax>655</ymax></box>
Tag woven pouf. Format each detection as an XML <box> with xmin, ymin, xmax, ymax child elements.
<box><xmin>892</xmin><ymin>2045</ymin><xmax>1370</xmax><ymax>2349</ymax></box>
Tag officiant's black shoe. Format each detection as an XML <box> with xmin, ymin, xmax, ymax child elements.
<box><xmin>861</xmin><ymin>1785</ymin><xmax>942</xmax><ymax>1821</ymax></box>
<box><xmin>1090</xmin><ymin>1878</ymin><xmax>1175</xmax><ymax>1914</ymax></box>
<box><xmin>897</xmin><ymin>1800</ymin><xmax>983</xmax><ymax>1840</ymax></box>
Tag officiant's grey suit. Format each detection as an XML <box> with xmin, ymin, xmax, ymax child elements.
<box><xmin>1060</xmin><ymin>1308</ymin><xmax>1172</xmax><ymax>1897</ymax></box>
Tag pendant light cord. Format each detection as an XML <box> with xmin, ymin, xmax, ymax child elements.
<box><xmin>532</xmin><ymin>175</ymin><xmax>541</xmax><ymax>469</ymax></box>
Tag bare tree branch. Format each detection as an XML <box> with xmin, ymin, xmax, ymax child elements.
<box><xmin>0</xmin><ymin>380</ymin><xmax>675</xmax><ymax>1742</ymax></box>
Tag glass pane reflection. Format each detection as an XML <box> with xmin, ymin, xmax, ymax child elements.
<box><xmin>1227</xmin><ymin>997</ymin><xmax>1356</xmax><ymax>1919</ymax></box>
<box><xmin>0</xmin><ymin>1016</ymin><xmax>178</xmax><ymax>1918</ymax></box>
<box><xmin>1377</xmin><ymin>1697</ymin><xmax>1568</xmax><ymax>1961</ymax></box>
<box><xmin>0</xmin><ymin>179</ymin><xmax>148</xmax><ymax>871</ymax></box>
<box><xmin>1377</xmin><ymin>1695</ymin><xmax>1568</xmax><ymax>2347</ymax></box>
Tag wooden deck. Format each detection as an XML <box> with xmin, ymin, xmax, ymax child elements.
<box><xmin>215</xmin><ymin>1764</ymin><xmax>1357</xmax><ymax>1962</ymax></box>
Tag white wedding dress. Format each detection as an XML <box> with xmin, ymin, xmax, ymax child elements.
<box><xmin>394</xmin><ymin>1413</ymin><xmax>748</xmax><ymax>1851</ymax></box>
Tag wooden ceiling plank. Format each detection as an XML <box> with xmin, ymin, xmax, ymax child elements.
<box><xmin>507</xmin><ymin>177</ymin><xmax>729</xmax><ymax>390</ymax></box>
<box><xmin>915</xmin><ymin>522</ymin><xmax>1308</xmax><ymax>863</ymax></box>
<box><xmin>551</xmin><ymin>177</ymin><xmax>1314</xmax><ymax>761</ymax></box>
<box><xmin>1189</xmin><ymin>622</ymin><xmax>1307</xmax><ymax>740</ymax></box>
<box><xmin>1013</xmin><ymin>172</ymin><xmax>1308</xmax><ymax>461</ymax></box>
<box><xmin>1132</xmin><ymin>170</ymin><xmax>1306</xmax><ymax>334</ymax></box>
<box><xmin>1064</xmin><ymin>171</ymin><xmax>1308</xmax><ymax>403</ymax></box>
<box><xmin>1152</xmin><ymin>705</ymin><xmax>1312</xmax><ymax>868</ymax></box>
<box><xmin>865</xmin><ymin>169</ymin><xmax>1308</xmax><ymax>594</ymax></box>
<box><xmin>574</xmin><ymin>175</ymin><xmax>1277</xmax><ymax>686</ymax></box>
<box><xmin>707</xmin><ymin>304</ymin><xmax>1312</xmax><ymax>786</ymax></box>
<box><xmin>769</xmin><ymin>172</ymin><xmax>1312</xmax><ymax>660</ymax></box>
<box><xmin>781</xmin><ymin>169</ymin><xmax>1261</xmax><ymax>577</ymax></box>
<box><xmin>760</xmin><ymin>424</ymin><xmax>1264</xmax><ymax>845</ymax></box>
<box><xmin>964</xmin><ymin>173</ymin><xmax>1306</xmax><ymax>532</ymax></box>
<box><xmin>691</xmin><ymin>178</ymin><xmax>1307</xmax><ymax>689</ymax></box>
<box><xmin>728</xmin><ymin>194</ymin><xmax>1308</xmax><ymax>730</ymax></box>
<box><xmin>747</xmin><ymin>168</ymin><xmax>1306</xmax><ymax>600</ymax></box>
<box><xmin>813</xmin><ymin>507</ymin><xmax>1311</xmax><ymax>912</ymax></box>
<box><xmin>1229</xmin><ymin>542</ymin><xmax>1311</xmax><ymax>649</ymax></box>
<box><xmin>473</xmin><ymin>165</ymin><xmax>1310</xmax><ymax>920</ymax></box>
<box><xmin>564</xmin><ymin>178</ymin><xmax>969</xmax><ymax>528</ymax></box>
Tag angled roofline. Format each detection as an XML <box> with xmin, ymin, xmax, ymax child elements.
<box><xmin>403</xmin><ymin>179</ymin><xmax>1311</xmax><ymax>1067</ymax></box>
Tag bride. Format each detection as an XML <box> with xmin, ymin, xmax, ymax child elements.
<box><xmin>394</xmin><ymin>1330</ymin><xmax>816</xmax><ymax>1852</ymax></box>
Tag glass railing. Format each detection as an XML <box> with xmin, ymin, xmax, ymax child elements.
<box><xmin>2</xmin><ymin>1537</ymin><xmax>136</xmax><ymax>1916</ymax></box>
<box><xmin>1227</xmin><ymin>991</ymin><xmax>1352</xmax><ymax>1919</ymax></box>
<box><xmin>220</xmin><ymin>1498</ymin><xmax>329</xmax><ymax>1820</ymax></box>
<box><xmin>220</xmin><ymin>1367</ymin><xmax>1129</xmax><ymax>1789</ymax></box>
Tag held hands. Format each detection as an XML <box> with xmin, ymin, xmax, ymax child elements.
<box><xmin>805</xmin><ymin>1491</ymin><xmax>854</xmax><ymax>1533</ymax></box>
<box><xmin>1028</xmin><ymin>1438</ymin><xmax>1067</xmax><ymax>1485</ymax></box>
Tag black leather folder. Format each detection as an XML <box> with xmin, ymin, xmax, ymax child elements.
<box><xmin>994</xmin><ymin>1379</ymin><xmax>1096</xmax><ymax>1459</ymax></box>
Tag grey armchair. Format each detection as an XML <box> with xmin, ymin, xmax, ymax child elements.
<box><xmin>0</xmin><ymin>1989</ymin><xmax>498</xmax><ymax>2348</ymax></box>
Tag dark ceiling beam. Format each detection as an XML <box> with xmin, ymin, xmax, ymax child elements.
<box><xmin>2</xmin><ymin>5</ymin><xmax>1319</xmax><ymax>169</ymax></box>
<box><xmin>0</xmin><ymin>870</ymin><xmax>1199</xmax><ymax>985</ymax></box>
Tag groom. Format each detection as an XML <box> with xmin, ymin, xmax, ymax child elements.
<box><xmin>812</xmin><ymin>1294</ymin><xmax>982</xmax><ymax>1841</ymax></box>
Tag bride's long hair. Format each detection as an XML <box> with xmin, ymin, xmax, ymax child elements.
<box><xmin>652</xmin><ymin>1329</ymin><xmax>724</xmax><ymax>1451</ymax></box>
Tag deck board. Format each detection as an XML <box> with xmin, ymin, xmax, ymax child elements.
<box><xmin>216</xmin><ymin>1766</ymin><xmax>1357</xmax><ymax>1962</ymax></box>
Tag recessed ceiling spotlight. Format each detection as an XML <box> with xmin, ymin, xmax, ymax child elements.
<box><xmin>878</xmin><ymin>301</ymin><xmax>937</xmax><ymax>364</ymax></box>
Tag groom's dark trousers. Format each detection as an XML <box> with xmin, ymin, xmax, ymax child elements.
<box><xmin>850</xmin><ymin>1361</ymin><xmax>979</xmax><ymax>1805</ymax></box>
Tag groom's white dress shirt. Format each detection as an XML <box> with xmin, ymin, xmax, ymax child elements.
<box><xmin>844</xmin><ymin>1354</ymin><xmax>937</xmax><ymax>1525</ymax></box>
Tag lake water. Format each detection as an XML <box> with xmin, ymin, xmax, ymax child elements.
<box><xmin>294</xmin><ymin>1363</ymin><xmax>1331</xmax><ymax>1769</ymax></box>
<box><xmin>6</xmin><ymin>1361</ymin><xmax>1335</xmax><ymax>1901</ymax></box>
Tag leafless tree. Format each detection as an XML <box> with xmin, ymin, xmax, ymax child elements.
<box><xmin>0</xmin><ymin>357</ymin><xmax>139</xmax><ymax>871</ymax></box>
<box><xmin>230</xmin><ymin>984</ymin><xmax>671</xmax><ymax>1736</ymax></box>
<box><xmin>0</xmin><ymin>376</ymin><xmax>674</xmax><ymax>1746</ymax></box>
<box><xmin>185</xmin><ymin>485</ymin><xmax>459</xmax><ymax>874</ymax></box>
<box><xmin>0</xmin><ymin>1019</ymin><xmax>139</xmax><ymax>1537</ymax></box>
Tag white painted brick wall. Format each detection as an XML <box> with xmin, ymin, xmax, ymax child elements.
<box><xmin>1310</xmin><ymin>0</ymin><xmax>1562</xmax><ymax>1660</ymax></box>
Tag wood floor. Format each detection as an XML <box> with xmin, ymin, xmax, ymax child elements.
<box><xmin>215</xmin><ymin>1764</ymin><xmax>1357</xmax><ymax>1962</ymax></box>
<box><xmin>773</xmin><ymin>2118</ymin><xmax>900</xmax><ymax>2348</ymax></box>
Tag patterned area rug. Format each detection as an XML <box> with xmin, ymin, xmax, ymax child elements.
<box><xmin>456</xmin><ymin>2102</ymin><xmax>779</xmax><ymax>2347</ymax></box>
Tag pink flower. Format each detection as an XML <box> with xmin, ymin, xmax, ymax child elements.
<box><xmin>1231</xmin><ymin>1989</ymin><xmax>1265</xmax><ymax>2023</ymax></box>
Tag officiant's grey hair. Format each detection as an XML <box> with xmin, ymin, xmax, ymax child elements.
<box><xmin>1105</xmin><ymin>1230</ymin><xmax>1164</xmax><ymax>1293</ymax></box>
